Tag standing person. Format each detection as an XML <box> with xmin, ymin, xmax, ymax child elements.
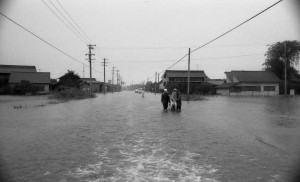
<box><xmin>170</xmin><ymin>88</ymin><xmax>178</xmax><ymax>111</ymax></box>
<box><xmin>176</xmin><ymin>91</ymin><xmax>182</xmax><ymax>112</ymax></box>
<box><xmin>161</xmin><ymin>89</ymin><xmax>170</xmax><ymax>111</ymax></box>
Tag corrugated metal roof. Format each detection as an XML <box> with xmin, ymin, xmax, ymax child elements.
<box><xmin>0</xmin><ymin>65</ymin><xmax>36</xmax><ymax>73</ymax></box>
<box><xmin>164</xmin><ymin>70</ymin><xmax>208</xmax><ymax>78</ymax></box>
<box><xmin>231</xmin><ymin>71</ymin><xmax>281</xmax><ymax>83</ymax></box>
<box><xmin>9</xmin><ymin>72</ymin><xmax>50</xmax><ymax>84</ymax></box>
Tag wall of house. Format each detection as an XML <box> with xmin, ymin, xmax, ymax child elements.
<box><xmin>216</xmin><ymin>89</ymin><xmax>230</xmax><ymax>95</ymax></box>
<box><xmin>217</xmin><ymin>83</ymin><xmax>279</xmax><ymax>96</ymax></box>
<box><xmin>237</xmin><ymin>83</ymin><xmax>279</xmax><ymax>93</ymax></box>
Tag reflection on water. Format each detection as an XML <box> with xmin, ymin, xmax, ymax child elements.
<box><xmin>0</xmin><ymin>94</ymin><xmax>300</xmax><ymax>181</ymax></box>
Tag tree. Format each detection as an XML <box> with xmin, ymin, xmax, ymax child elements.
<box><xmin>263</xmin><ymin>40</ymin><xmax>300</xmax><ymax>80</ymax></box>
<box><xmin>12</xmin><ymin>80</ymin><xmax>38</xmax><ymax>95</ymax></box>
<box><xmin>56</xmin><ymin>70</ymin><xmax>82</xmax><ymax>90</ymax></box>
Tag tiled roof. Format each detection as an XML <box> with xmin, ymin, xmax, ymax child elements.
<box><xmin>164</xmin><ymin>70</ymin><xmax>208</xmax><ymax>78</ymax></box>
<box><xmin>230</xmin><ymin>71</ymin><xmax>281</xmax><ymax>83</ymax></box>
<box><xmin>80</xmin><ymin>78</ymin><xmax>97</xmax><ymax>82</ymax></box>
<box><xmin>9</xmin><ymin>72</ymin><xmax>50</xmax><ymax>84</ymax></box>
<box><xmin>0</xmin><ymin>65</ymin><xmax>36</xmax><ymax>73</ymax></box>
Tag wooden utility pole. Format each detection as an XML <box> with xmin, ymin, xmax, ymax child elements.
<box><xmin>102</xmin><ymin>58</ymin><xmax>108</xmax><ymax>94</ymax></box>
<box><xmin>116</xmin><ymin>70</ymin><xmax>119</xmax><ymax>91</ymax></box>
<box><xmin>284</xmin><ymin>42</ymin><xmax>287</xmax><ymax>96</ymax></box>
<box><xmin>158</xmin><ymin>73</ymin><xmax>160</xmax><ymax>92</ymax></box>
<box><xmin>112</xmin><ymin>67</ymin><xmax>115</xmax><ymax>93</ymax></box>
<box><xmin>187</xmin><ymin>48</ymin><xmax>191</xmax><ymax>101</ymax></box>
<box><xmin>85</xmin><ymin>44</ymin><xmax>96</xmax><ymax>94</ymax></box>
<box><xmin>155</xmin><ymin>72</ymin><xmax>157</xmax><ymax>95</ymax></box>
<box><xmin>82</xmin><ymin>63</ymin><xmax>85</xmax><ymax>78</ymax></box>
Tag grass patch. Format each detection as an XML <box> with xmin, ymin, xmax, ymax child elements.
<box><xmin>13</xmin><ymin>104</ymin><xmax>27</xmax><ymax>109</ymax></box>
<box><xmin>49</xmin><ymin>88</ymin><xmax>96</xmax><ymax>101</ymax></box>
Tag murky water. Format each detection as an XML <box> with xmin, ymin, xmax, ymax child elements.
<box><xmin>0</xmin><ymin>93</ymin><xmax>300</xmax><ymax>182</ymax></box>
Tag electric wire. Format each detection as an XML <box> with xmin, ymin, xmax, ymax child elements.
<box><xmin>109</xmin><ymin>52</ymin><xmax>264</xmax><ymax>63</ymax></box>
<box><xmin>0</xmin><ymin>12</ymin><xmax>102</xmax><ymax>75</ymax></box>
<box><xmin>41</xmin><ymin>0</ymin><xmax>88</xmax><ymax>45</ymax></box>
<box><xmin>55</xmin><ymin>0</ymin><xmax>95</xmax><ymax>44</ymax></box>
<box><xmin>47</xmin><ymin>0</ymin><xmax>90</xmax><ymax>44</ymax></box>
<box><xmin>190</xmin><ymin>0</ymin><xmax>282</xmax><ymax>54</ymax></box>
<box><xmin>161</xmin><ymin>0</ymin><xmax>283</xmax><ymax>73</ymax></box>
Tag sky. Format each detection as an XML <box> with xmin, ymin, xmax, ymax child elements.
<box><xmin>0</xmin><ymin>0</ymin><xmax>299</xmax><ymax>85</ymax></box>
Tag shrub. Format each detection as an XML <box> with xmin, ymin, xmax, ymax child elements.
<box><xmin>49</xmin><ymin>88</ymin><xmax>96</xmax><ymax>100</ymax></box>
<box><xmin>11</xmin><ymin>80</ymin><xmax>38</xmax><ymax>95</ymax></box>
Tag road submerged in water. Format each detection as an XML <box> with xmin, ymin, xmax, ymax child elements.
<box><xmin>0</xmin><ymin>92</ymin><xmax>300</xmax><ymax>182</ymax></box>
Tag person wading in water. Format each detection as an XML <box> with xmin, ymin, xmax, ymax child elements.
<box><xmin>161</xmin><ymin>89</ymin><xmax>170</xmax><ymax>111</ymax></box>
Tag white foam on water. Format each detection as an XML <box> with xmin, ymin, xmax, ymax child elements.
<box><xmin>69</xmin><ymin>136</ymin><xmax>219</xmax><ymax>182</ymax></box>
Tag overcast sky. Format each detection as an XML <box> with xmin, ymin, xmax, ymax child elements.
<box><xmin>0</xmin><ymin>0</ymin><xmax>299</xmax><ymax>84</ymax></box>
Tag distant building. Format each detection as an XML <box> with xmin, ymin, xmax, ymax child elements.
<box><xmin>207</xmin><ymin>79</ymin><xmax>226</xmax><ymax>86</ymax></box>
<box><xmin>80</xmin><ymin>78</ymin><xmax>101</xmax><ymax>93</ymax></box>
<box><xmin>161</xmin><ymin>70</ymin><xmax>209</xmax><ymax>87</ymax></box>
<box><xmin>216</xmin><ymin>71</ymin><xmax>281</xmax><ymax>96</ymax></box>
<box><xmin>9</xmin><ymin>72</ymin><xmax>50</xmax><ymax>93</ymax></box>
<box><xmin>0</xmin><ymin>64</ymin><xmax>50</xmax><ymax>94</ymax></box>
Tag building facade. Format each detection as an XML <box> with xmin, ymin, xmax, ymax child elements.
<box><xmin>161</xmin><ymin>70</ymin><xmax>209</xmax><ymax>86</ymax></box>
<box><xmin>0</xmin><ymin>64</ymin><xmax>51</xmax><ymax>94</ymax></box>
<box><xmin>216</xmin><ymin>71</ymin><xmax>281</xmax><ymax>96</ymax></box>
<box><xmin>9</xmin><ymin>72</ymin><xmax>50</xmax><ymax>93</ymax></box>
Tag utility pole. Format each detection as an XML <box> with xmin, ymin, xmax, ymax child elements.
<box><xmin>102</xmin><ymin>58</ymin><xmax>108</xmax><ymax>94</ymax></box>
<box><xmin>116</xmin><ymin>70</ymin><xmax>119</xmax><ymax>91</ymax></box>
<box><xmin>155</xmin><ymin>72</ymin><xmax>157</xmax><ymax>95</ymax></box>
<box><xmin>85</xmin><ymin>44</ymin><xmax>96</xmax><ymax>94</ymax></box>
<box><xmin>82</xmin><ymin>63</ymin><xmax>85</xmax><ymax>78</ymax></box>
<box><xmin>284</xmin><ymin>42</ymin><xmax>287</xmax><ymax>96</ymax></box>
<box><xmin>187</xmin><ymin>48</ymin><xmax>191</xmax><ymax>101</ymax></box>
<box><xmin>158</xmin><ymin>73</ymin><xmax>160</xmax><ymax>92</ymax></box>
<box><xmin>112</xmin><ymin>67</ymin><xmax>115</xmax><ymax>93</ymax></box>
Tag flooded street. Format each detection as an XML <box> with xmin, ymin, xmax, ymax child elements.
<box><xmin>1</xmin><ymin>92</ymin><xmax>300</xmax><ymax>182</ymax></box>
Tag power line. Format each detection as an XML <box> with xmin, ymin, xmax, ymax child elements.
<box><xmin>161</xmin><ymin>0</ymin><xmax>282</xmax><ymax>73</ymax></box>
<box><xmin>190</xmin><ymin>0</ymin><xmax>282</xmax><ymax>54</ymax></box>
<box><xmin>0</xmin><ymin>12</ymin><xmax>102</xmax><ymax>75</ymax></box>
<box><xmin>47</xmin><ymin>0</ymin><xmax>90</xmax><ymax>44</ymax></box>
<box><xmin>191</xmin><ymin>53</ymin><xmax>264</xmax><ymax>61</ymax></box>
<box><xmin>160</xmin><ymin>54</ymin><xmax>188</xmax><ymax>75</ymax></box>
<box><xmin>54</xmin><ymin>0</ymin><xmax>94</xmax><ymax>44</ymax></box>
<box><xmin>41</xmin><ymin>0</ymin><xmax>88</xmax><ymax>45</ymax></box>
<box><xmin>95</xmin><ymin>43</ymin><xmax>270</xmax><ymax>50</ymax></box>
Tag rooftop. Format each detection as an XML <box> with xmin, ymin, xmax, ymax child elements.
<box><xmin>9</xmin><ymin>72</ymin><xmax>50</xmax><ymax>84</ymax></box>
<box><xmin>225</xmin><ymin>71</ymin><xmax>281</xmax><ymax>83</ymax></box>
<box><xmin>163</xmin><ymin>70</ymin><xmax>208</xmax><ymax>78</ymax></box>
<box><xmin>0</xmin><ymin>64</ymin><xmax>37</xmax><ymax>73</ymax></box>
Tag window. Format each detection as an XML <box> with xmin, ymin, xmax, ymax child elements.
<box><xmin>242</xmin><ymin>86</ymin><xmax>261</xmax><ymax>91</ymax></box>
<box><xmin>264</xmin><ymin>86</ymin><xmax>275</xmax><ymax>91</ymax></box>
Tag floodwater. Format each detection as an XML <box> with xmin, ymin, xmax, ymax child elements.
<box><xmin>0</xmin><ymin>92</ymin><xmax>300</xmax><ymax>182</ymax></box>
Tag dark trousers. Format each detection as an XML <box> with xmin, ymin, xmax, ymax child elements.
<box><xmin>162</xmin><ymin>102</ymin><xmax>168</xmax><ymax>110</ymax></box>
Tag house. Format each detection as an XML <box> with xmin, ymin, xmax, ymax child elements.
<box><xmin>216</xmin><ymin>71</ymin><xmax>281</xmax><ymax>96</ymax></box>
<box><xmin>9</xmin><ymin>72</ymin><xmax>50</xmax><ymax>93</ymax></box>
<box><xmin>161</xmin><ymin>70</ymin><xmax>209</xmax><ymax>87</ymax></box>
<box><xmin>0</xmin><ymin>64</ymin><xmax>51</xmax><ymax>94</ymax></box>
<box><xmin>80</xmin><ymin>78</ymin><xmax>101</xmax><ymax>93</ymax></box>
